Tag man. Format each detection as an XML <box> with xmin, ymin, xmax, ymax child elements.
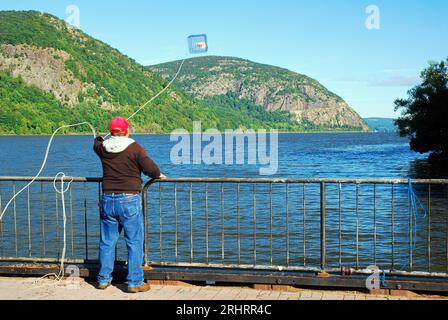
<box><xmin>93</xmin><ymin>116</ymin><xmax>166</xmax><ymax>293</ymax></box>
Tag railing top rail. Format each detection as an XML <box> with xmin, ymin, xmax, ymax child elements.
<box><xmin>0</xmin><ymin>176</ymin><xmax>102</xmax><ymax>183</ymax></box>
<box><xmin>1</xmin><ymin>176</ymin><xmax>448</xmax><ymax>185</ymax></box>
<box><xmin>145</xmin><ymin>177</ymin><xmax>448</xmax><ymax>185</ymax></box>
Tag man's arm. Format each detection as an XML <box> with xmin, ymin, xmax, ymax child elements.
<box><xmin>93</xmin><ymin>136</ymin><xmax>104</xmax><ymax>156</ymax></box>
<box><xmin>136</xmin><ymin>146</ymin><xmax>162</xmax><ymax>179</ymax></box>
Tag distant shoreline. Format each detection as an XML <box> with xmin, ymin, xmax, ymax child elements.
<box><xmin>0</xmin><ymin>130</ymin><xmax>376</xmax><ymax>138</ymax></box>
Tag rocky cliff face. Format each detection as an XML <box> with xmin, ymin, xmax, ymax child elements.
<box><xmin>0</xmin><ymin>44</ymin><xmax>91</xmax><ymax>106</ymax></box>
<box><xmin>151</xmin><ymin>57</ymin><xmax>369</xmax><ymax>130</ymax></box>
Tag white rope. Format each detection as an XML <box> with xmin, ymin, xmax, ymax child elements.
<box><xmin>36</xmin><ymin>173</ymin><xmax>73</xmax><ymax>283</ymax></box>
<box><xmin>0</xmin><ymin>122</ymin><xmax>96</xmax><ymax>221</ymax></box>
<box><xmin>0</xmin><ymin>58</ymin><xmax>187</xmax><ymax>283</ymax></box>
<box><xmin>103</xmin><ymin>58</ymin><xmax>186</xmax><ymax>139</ymax></box>
<box><xmin>127</xmin><ymin>59</ymin><xmax>186</xmax><ymax>121</ymax></box>
<box><xmin>0</xmin><ymin>123</ymin><xmax>94</xmax><ymax>285</ymax></box>
<box><xmin>0</xmin><ymin>58</ymin><xmax>186</xmax><ymax>221</ymax></box>
<box><xmin>53</xmin><ymin>173</ymin><xmax>73</xmax><ymax>278</ymax></box>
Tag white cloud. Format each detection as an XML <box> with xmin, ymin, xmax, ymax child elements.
<box><xmin>329</xmin><ymin>71</ymin><xmax>421</xmax><ymax>87</ymax></box>
<box><xmin>369</xmin><ymin>75</ymin><xmax>421</xmax><ymax>87</ymax></box>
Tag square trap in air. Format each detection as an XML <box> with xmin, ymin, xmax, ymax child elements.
<box><xmin>188</xmin><ymin>34</ymin><xmax>208</xmax><ymax>54</ymax></box>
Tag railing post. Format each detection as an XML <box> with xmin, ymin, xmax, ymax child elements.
<box><xmin>142</xmin><ymin>179</ymin><xmax>156</xmax><ymax>267</ymax></box>
<box><xmin>320</xmin><ymin>182</ymin><xmax>326</xmax><ymax>271</ymax></box>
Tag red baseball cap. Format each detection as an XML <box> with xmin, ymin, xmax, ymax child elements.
<box><xmin>109</xmin><ymin>117</ymin><xmax>129</xmax><ymax>135</ymax></box>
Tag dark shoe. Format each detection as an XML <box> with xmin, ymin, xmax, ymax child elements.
<box><xmin>97</xmin><ymin>282</ymin><xmax>112</xmax><ymax>290</ymax></box>
<box><xmin>127</xmin><ymin>282</ymin><xmax>151</xmax><ymax>293</ymax></box>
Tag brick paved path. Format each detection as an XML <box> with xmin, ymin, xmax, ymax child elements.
<box><xmin>0</xmin><ymin>277</ymin><xmax>445</xmax><ymax>300</ymax></box>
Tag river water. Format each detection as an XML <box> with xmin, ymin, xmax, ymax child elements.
<box><xmin>0</xmin><ymin>132</ymin><xmax>433</xmax><ymax>179</ymax></box>
<box><xmin>0</xmin><ymin>133</ymin><xmax>446</xmax><ymax>273</ymax></box>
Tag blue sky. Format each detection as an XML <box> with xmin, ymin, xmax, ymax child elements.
<box><xmin>1</xmin><ymin>0</ymin><xmax>447</xmax><ymax>118</ymax></box>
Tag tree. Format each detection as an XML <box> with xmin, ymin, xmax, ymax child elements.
<box><xmin>395</xmin><ymin>59</ymin><xmax>448</xmax><ymax>161</ymax></box>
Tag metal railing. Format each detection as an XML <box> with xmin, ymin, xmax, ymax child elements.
<box><xmin>143</xmin><ymin>178</ymin><xmax>448</xmax><ymax>277</ymax></box>
<box><xmin>0</xmin><ymin>177</ymin><xmax>102</xmax><ymax>263</ymax></box>
<box><xmin>0</xmin><ymin>176</ymin><xmax>447</xmax><ymax>279</ymax></box>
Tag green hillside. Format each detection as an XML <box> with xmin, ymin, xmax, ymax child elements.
<box><xmin>0</xmin><ymin>11</ymin><xmax>365</xmax><ymax>135</ymax></box>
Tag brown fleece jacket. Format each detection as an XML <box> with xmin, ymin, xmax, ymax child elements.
<box><xmin>93</xmin><ymin>137</ymin><xmax>161</xmax><ymax>194</ymax></box>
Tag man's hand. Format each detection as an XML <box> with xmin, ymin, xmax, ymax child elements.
<box><xmin>158</xmin><ymin>173</ymin><xmax>167</xmax><ymax>181</ymax></box>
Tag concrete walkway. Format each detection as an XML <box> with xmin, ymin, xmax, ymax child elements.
<box><xmin>0</xmin><ymin>277</ymin><xmax>445</xmax><ymax>300</ymax></box>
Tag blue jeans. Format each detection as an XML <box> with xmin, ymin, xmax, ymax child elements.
<box><xmin>97</xmin><ymin>193</ymin><xmax>144</xmax><ymax>287</ymax></box>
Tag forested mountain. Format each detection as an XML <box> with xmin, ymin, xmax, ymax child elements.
<box><xmin>0</xmin><ymin>11</ymin><xmax>367</xmax><ymax>134</ymax></box>
<box><xmin>150</xmin><ymin>56</ymin><xmax>369</xmax><ymax>131</ymax></box>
